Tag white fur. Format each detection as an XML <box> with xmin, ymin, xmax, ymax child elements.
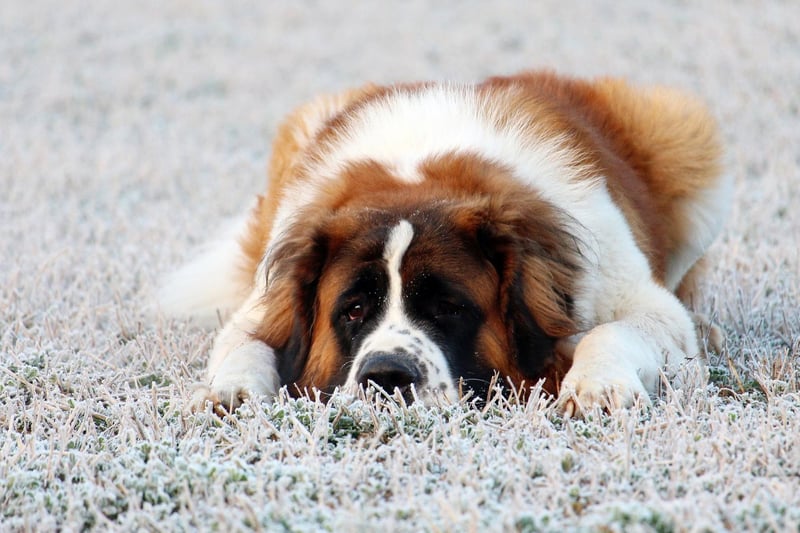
<box><xmin>191</xmin><ymin>340</ymin><xmax>279</xmax><ymax>412</ymax></box>
<box><xmin>664</xmin><ymin>173</ymin><xmax>734</xmax><ymax>291</ymax></box>
<box><xmin>381</xmin><ymin>220</ymin><xmax>414</xmax><ymax>318</ymax></box>
<box><xmin>268</xmin><ymin>85</ymin><xmax>594</xmax><ymax>252</ymax></box>
<box><xmin>344</xmin><ymin>221</ymin><xmax>459</xmax><ymax>401</ymax></box>
<box><xmin>172</xmin><ymin>83</ymin><xmax>715</xmax><ymax>413</ymax></box>
<box><xmin>187</xmin><ymin>288</ymin><xmax>278</xmax><ymax>411</ymax></box>
<box><xmin>543</xmin><ymin>181</ymin><xmax>698</xmax><ymax>413</ymax></box>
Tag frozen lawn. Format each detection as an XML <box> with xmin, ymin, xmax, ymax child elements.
<box><xmin>2</xmin><ymin>1</ymin><xmax>798</xmax><ymax>531</ymax></box>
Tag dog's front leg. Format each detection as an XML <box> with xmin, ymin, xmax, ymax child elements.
<box><xmin>556</xmin><ymin>281</ymin><xmax>701</xmax><ymax>416</ymax></box>
<box><xmin>190</xmin><ymin>290</ymin><xmax>279</xmax><ymax>414</ymax></box>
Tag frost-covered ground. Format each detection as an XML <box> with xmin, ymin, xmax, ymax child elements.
<box><xmin>2</xmin><ymin>1</ymin><xmax>799</xmax><ymax>531</ymax></box>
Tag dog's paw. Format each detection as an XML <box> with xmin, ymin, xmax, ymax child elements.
<box><xmin>555</xmin><ymin>369</ymin><xmax>650</xmax><ymax>418</ymax></box>
<box><xmin>188</xmin><ymin>340</ymin><xmax>280</xmax><ymax>416</ymax></box>
<box><xmin>554</xmin><ymin>330</ymin><xmax>652</xmax><ymax>417</ymax></box>
<box><xmin>189</xmin><ymin>379</ymin><xmax>271</xmax><ymax>417</ymax></box>
<box><xmin>553</xmin><ymin>323</ymin><xmax>672</xmax><ymax>418</ymax></box>
<box><xmin>189</xmin><ymin>383</ymin><xmax>239</xmax><ymax>417</ymax></box>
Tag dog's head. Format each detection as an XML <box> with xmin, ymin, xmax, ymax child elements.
<box><xmin>254</xmin><ymin>156</ymin><xmax>582</xmax><ymax>403</ymax></box>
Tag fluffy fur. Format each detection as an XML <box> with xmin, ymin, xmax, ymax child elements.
<box><xmin>160</xmin><ymin>70</ymin><xmax>730</xmax><ymax>415</ymax></box>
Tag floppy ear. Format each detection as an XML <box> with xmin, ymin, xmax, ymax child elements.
<box><xmin>472</xmin><ymin>196</ymin><xmax>583</xmax><ymax>379</ymax></box>
<box><xmin>252</xmin><ymin>222</ymin><xmax>328</xmax><ymax>388</ymax></box>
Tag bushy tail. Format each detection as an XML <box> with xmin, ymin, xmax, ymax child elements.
<box><xmin>156</xmin><ymin>214</ymin><xmax>253</xmax><ymax>328</ymax></box>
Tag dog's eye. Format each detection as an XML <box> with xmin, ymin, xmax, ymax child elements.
<box><xmin>345</xmin><ymin>303</ymin><xmax>366</xmax><ymax>322</ymax></box>
<box><xmin>434</xmin><ymin>300</ymin><xmax>464</xmax><ymax>318</ymax></box>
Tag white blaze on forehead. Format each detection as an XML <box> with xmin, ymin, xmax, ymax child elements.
<box><xmin>383</xmin><ymin>219</ymin><xmax>414</xmax><ymax>315</ymax></box>
<box><xmin>343</xmin><ymin>219</ymin><xmax>460</xmax><ymax>402</ymax></box>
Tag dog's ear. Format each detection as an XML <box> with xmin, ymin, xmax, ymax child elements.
<box><xmin>253</xmin><ymin>221</ymin><xmax>329</xmax><ymax>389</ymax></box>
<box><xmin>468</xmin><ymin>195</ymin><xmax>582</xmax><ymax>379</ymax></box>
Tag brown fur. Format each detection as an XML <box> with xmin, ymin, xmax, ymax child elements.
<box><xmin>480</xmin><ymin>71</ymin><xmax>722</xmax><ymax>282</ymax></box>
<box><xmin>239</xmin><ymin>85</ymin><xmax>383</xmax><ymax>285</ymax></box>
<box><xmin>250</xmin><ymin>151</ymin><xmax>583</xmax><ymax>395</ymax></box>
<box><xmin>240</xmin><ymin>70</ymin><xmax>722</xmax><ymax>397</ymax></box>
<box><xmin>593</xmin><ymin>78</ymin><xmax>723</xmax><ymax>281</ymax></box>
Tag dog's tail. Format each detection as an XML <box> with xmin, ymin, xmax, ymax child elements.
<box><xmin>156</xmin><ymin>213</ymin><xmax>254</xmax><ymax>328</ymax></box>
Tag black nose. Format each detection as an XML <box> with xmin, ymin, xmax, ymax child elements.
<box><xmin>356</xmin><ymin>352</ymin><xmax>422</xmax><ymax>394</ymax></box>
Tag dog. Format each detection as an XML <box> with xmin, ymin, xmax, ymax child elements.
<box><xmin>159</xmin><ymin>70</ymin><xmax>730</xmax><ymax>416</ymax></box>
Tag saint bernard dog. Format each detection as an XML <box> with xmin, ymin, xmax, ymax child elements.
<box><xmin>160</xmin><ymin>70</ymin><xmax>731</xmax><ymax>416</ymax></box>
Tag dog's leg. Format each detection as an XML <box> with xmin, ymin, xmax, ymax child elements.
<box><xmin>556</xmin><ymin>280</ymin><xmax>700</xmax><ymax>417</ymax></box>
<box><xmin>190</xmin><ymin>289</ymin><xmax>279</xmax><ymax>414</ymax></box>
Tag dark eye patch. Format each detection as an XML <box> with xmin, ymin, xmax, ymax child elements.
<box><xmin>405</xmin><ymin>273</ymin><xmax>480</xmax><ymax>325</ymax></box>
<box><xmin>331</xmin><ymin>264</ymin><xmax>388</xmax><ymax>347</ymax></box>
<box><xmin>432</xmin><ymin>299</ymin><xmax>465</xmax><ymax>318</ymax></box>
<box><xmin>403</xmin><ymin>271</ymin><xmax>493</xmax><ymax>400</ymax></box>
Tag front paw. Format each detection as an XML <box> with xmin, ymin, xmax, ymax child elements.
<box><xmin>553</xmin><ymin>323</ymin><xmax>672</xmax><ymax>417</ymax></box>
<box><xmin>189</xmin><ymin>383</ymin><xmax>243</xmax><ymax>418</ymax></box>
<box><xmin>189</xmin><ymin>340</ymin><xmax>279</xmax><ymax>415</ymax></box>
<box><xmin>556</xmin><ymin>368</ymin><xmax>650</xmax><ymax>418</ymax></box>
